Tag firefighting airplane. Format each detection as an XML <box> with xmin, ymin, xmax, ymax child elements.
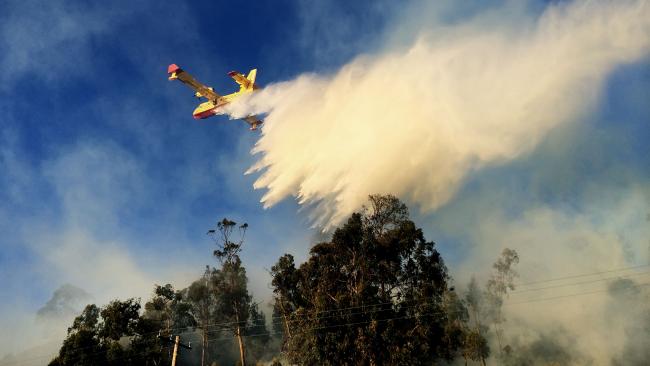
<box><xmin>167</xmin><ymin>64</ymin><xmax>263</xmax><ymax>130</ymax></box>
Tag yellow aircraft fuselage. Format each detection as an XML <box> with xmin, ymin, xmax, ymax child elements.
<box><xmin>168</xmin><ymin>64</ymin><xmax>263</xmax><ymax>130</ymax></box>
<box><xmin>192</xmin><ymin>89</ymin><xmax>255</xmax><ymax>120</ymax></box>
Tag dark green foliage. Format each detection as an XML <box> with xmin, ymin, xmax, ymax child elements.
<box><xmin>464</xmin><ymin>248</ymin><xmax>520</xmax><ymax>363</ymax></box>
<box><xmin>99</xmin><ymin>298</ymin><xmax>140</xmax><ymax>341</ymax></box>
<box><xmin>271</xmin><ymin>194</ymin><xmax>480</xmax><ymax>365</ymax></box>
<box><xmin>211</xmin><ymin>256</ymin><xmax>251</xmax><ymax>330</ymax></box>
<box><xmin>484</xmin><ymin>248</ymin><xmax>519</xmax><ymax>330</ymax></box>
<box><xmin>463</xmin><ymin>329</ymin><xmax>490</xmax><ymax>363</ymax></box>
<box><xmin>270</xmin><ymin>253</ymin><xmax>300</xmax><ymax>343</ymax></box>
<box><xmin>49</xmin><ymin>305</ymin><xmax>104</xmax><ymax>366</ymax></box>
<box><xmin>50</xmin><ymin>291</ymin><xmax>193</xmax><ymax>366</ymax></box>
<box><xmin>207</xmin><ymin>218</ymin><xmax>269</xmax><ymax>366</ymax></box>
<box><xmin>245</xmin><ymin>303</ymin><xmax>272</xmax><ymax>361</ymax></box>
<box><xmin>143</xmin><ymin>284</ymin><xmax>195</xmax><ymax>334</ymax></box>
<box><xmin>464</xmin><ymin>276</ymin><xmax>490</xmax><ymax>364</ymax></box>
<box><xmin>185</xmin><ymin>268</ymin><xmax>216</xmax><ymax>366</ymax></box>
<box><xmin>49</xmin><ymin>199</ymin><xmax>483</xmax><ymax>365</ymax></box>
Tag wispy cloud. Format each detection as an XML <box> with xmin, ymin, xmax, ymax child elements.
<box><xmin>0</xmin><ymin>141</ymin><xmax>200</xmax><ymax>356</ymax></box>
<box><xmin>0</xmin><ymin>1</ymin><xmax>128</xmax><ymax>86</ymax></box>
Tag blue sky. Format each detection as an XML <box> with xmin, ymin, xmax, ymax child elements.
<box><xmin>0</xmin><ymin>0</ymin><xmax>400</xmax><ymax>350</ymax></box>
<box><xmin>1</xmin><ymin>0</ymin><xmax>649</xmax><ymax>361</ymax></box>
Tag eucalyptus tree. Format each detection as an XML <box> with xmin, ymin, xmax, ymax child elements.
<box><xmin>208</xmin><ymin>218</ymin><xmax>253</xmax><ymax>366</ymax></box>
<box><xmin>271</xmin><ymin>195</ymin><xmax>479</xmax><ymax>365</ymax></box>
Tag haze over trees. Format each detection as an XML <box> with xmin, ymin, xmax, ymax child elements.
<box><xmin>49</xmin><ymin>219</ymin><xmax>270</xmax><ymax>366</ymax></box>
<box><xmin>48</xmin><ymin>195</ymin><xmax>534</xmax><ymax>365</ymax></box>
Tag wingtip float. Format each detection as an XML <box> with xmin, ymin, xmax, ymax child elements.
<box><xmin>167</xmin><ymin>64</ymin><xmax>263</xmax><ymax>131</ymax></box>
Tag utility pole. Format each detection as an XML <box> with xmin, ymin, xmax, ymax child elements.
<box><xmin>159</xmin><ymin>333</ymin><xmax>192</xmax><ymax>366</ymax></box>
<box><xmin>171</xmin><ymin>336</ymin><xmax>180</xmax><ymax>366</ymax></box>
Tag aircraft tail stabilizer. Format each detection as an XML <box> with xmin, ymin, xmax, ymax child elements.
<box><xmin>246</xmin><ymin>69</ymin><xmax>257</xmax><ymax>86</ymax></box>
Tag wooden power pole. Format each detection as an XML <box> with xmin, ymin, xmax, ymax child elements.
<box><xmin>159</xmin><ymin>333</ymin><xmax>192</xmax><ymax>366</ymax></box>
<box><xmin>171</xmin><ymin>336</ymin><xmax>180</xmax><ymax>366</ymax></box>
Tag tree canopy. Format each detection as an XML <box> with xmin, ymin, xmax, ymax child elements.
<box><xmin>271</xmin><ymin>194</ymin><xmax>482</xmax><ymax>365</ymax></box>
<box><xmin>50</xmin><ymin>196</ymin><xmax>499</xmax><ymax>366</ymax></box>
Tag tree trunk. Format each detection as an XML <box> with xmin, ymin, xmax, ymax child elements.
<box><xmin>279</xmin><ymin>301</ymin><xmax>292</xmax><ymax>339</ymax></box>
<box><xmin>201</xmin><ymin>327</ymin><xmax>207</xmax><ymax>366</ymax></box>
<box><xmin>236</xmin><ymin>324</ymin><xmax>246</xmax><ymax>366</ymax></box>
<box><xmin>494</xmin><ymin>322</ymin><xmax>503</xmax><ymax>357</ymax></box>
<box><xmin>471</xmin><ymin>306</ymin><xmax>487</xmax><ymax>366</ymax></box>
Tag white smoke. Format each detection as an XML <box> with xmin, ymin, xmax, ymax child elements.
<box><xmin>457</xmin><ymin>186</ymin><xmax>650</xmax><ymax>364</ymax></box>
<box><xmin>226</xmin><ymin>0</ymin><xmax>650</xmax><ymax>229</ymax></box>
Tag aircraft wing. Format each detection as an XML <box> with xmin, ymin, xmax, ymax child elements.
<box><xmin>168</xmin><ymin>64</ymin><xmax>221</xmax><ymax>102</ymax></box>
<box><xmin>228</xmin><ymin>69</ymin><xmax>258</xmax><ymax>91</ymax></box>
<box><xmin>243</xmin><ymin>115</ymin><xmax>263</xmax><ymax>130</ymax></box>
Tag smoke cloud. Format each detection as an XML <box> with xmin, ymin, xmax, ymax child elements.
<box><xmin>227</xmin><ymin>0</ymin><xmax>650</xmax><ymax>228</ymax></box>
<box><xmin>445</xmin><ymin>184</ymin><xmax>650</xmax><ymax>364</ymax></box>
<box><xmin>607</xmin><ymin>278</ymin><xmax>650</xmax><ymax>365</ymax></box>
<box><xmin>36</xmin><ymin>284</ymin><xmax>92</xmax><ymax>321</ymax></box>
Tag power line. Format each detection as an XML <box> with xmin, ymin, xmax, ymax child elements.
<box><xmin>50</xmin><ymin>266</ymin><xmax>650</xmax><ymax>353</ymax></box>
<box><xmin>8</xmin><ymin>263</ymin><xmax>649</xmax><ymax>365</ymax></box>
<box><xmin>27</xmin><ymin>277</ymin><xmax>642</xmax><ymax>365</ymax></box>
<box><xmin>515</xmin><ymin>263</ymin><xmax>650</xmax><ymax>287</ymax></box>
<box><xmin>92</xmin><ymin>263</ymin><xmax>650</xmax><ymax>338</ymax></box>
<box><xmin>198</xmin><ymin>280</ymin><xmax>650</xmax><ymax>346</ymax></box>
<box><xmin>173</xmin><ymin>266</ymin><xmax>650</xmax><ymax>333</ymax></box>
<box><xmin>511</xmin><ymin>269</ymin><xmax>650</xmax><ymax>294</ymax></box>
<box><xmin>177</xmin><ymin>300</ymin><xmax>456</xmax><ymax>338</ymax></box>
<box><xmin>508</xmin><ymin>281</ymin><xmax>650</xmax><ymax>306</ymax></box>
